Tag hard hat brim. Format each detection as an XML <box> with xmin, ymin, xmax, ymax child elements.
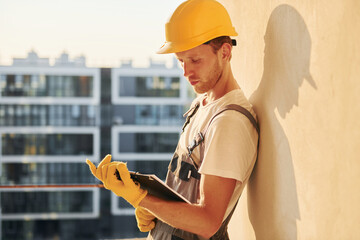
<box><xmin>157</xmin><ymin>27</ymin><xmax>238</xmax><ymax>54</ymax></box>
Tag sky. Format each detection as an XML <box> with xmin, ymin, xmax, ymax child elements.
<box><xmin>0</xmin><ymin>0</ymin><xmax>184</xmax><ymax>67</ymax></box>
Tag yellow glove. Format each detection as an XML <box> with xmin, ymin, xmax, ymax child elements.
<box><xmin>86</xmin><ymin>154</ymin><xmax>112</xmax><ymax>182</ymax></box>
<box><xmin>102</xmin><ymin>162</ymin><xmax>147</xmax><ymax>208</ymax></box>
<box><xmin>135</xmin><ymin>207</ymin><xmax>156</xmax><ymax>232</ymax></box>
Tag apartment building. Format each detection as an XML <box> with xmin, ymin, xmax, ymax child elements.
<box><xmin>0</xmin><ymin>51</ymin><xmax>193</xmax><ymax>239</ymax></box>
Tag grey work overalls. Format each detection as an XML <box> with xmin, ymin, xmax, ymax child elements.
<box><xmin>148</xmin><ymin>103</ymin><xmax>260</xmax><ymax>240</ymax></box>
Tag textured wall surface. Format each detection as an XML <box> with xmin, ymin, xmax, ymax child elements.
<box><xmin>219</xmin><ymin>1</ymin><xmax>360</xmax><ymax>239</ymax></box>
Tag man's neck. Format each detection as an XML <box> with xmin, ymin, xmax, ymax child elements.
<box><xmin>203</xmin><ymin>72</ymin><xmax>239</xmax><ymax>106</ymax></box>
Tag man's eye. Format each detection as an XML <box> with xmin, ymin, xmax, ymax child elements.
<box><xmin>192</xmin><ymin>59</ymin><xmax>200</xmax><ymax>63</ymax></box>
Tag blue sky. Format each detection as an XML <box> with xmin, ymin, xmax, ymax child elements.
<box><xmin>0</xmin><ymin>0</ymin><xmax>184</xmax><ymax>67</ymax></box>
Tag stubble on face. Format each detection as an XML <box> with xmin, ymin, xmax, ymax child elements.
<box><xmin>193</xmin><ymin>56</ymin><xmax>223</xmax><ymax>94</ymax></box>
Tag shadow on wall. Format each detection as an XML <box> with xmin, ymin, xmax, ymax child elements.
<box><xmin>248</xmin><ymin>4</ymin><xmax>317</xmax><ymax>240</ymax></box>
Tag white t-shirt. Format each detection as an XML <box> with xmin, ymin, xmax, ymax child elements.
<box><xmin>179</xmin><ymin>89</ymin><xmax>258</xmax><ymax>219</ymax></box>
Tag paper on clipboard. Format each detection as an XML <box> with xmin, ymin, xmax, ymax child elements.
<box><xmin>115</xmin><ymin>170</ymin><xmax>190</xmax><ymax>204</ymax></box>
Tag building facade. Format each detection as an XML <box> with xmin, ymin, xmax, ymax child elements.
<box><xmin>0</xmin><ymin>51</ymin><xmax>193</xmax><ymax>239</ymax></box>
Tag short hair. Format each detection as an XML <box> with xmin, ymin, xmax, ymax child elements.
<box><xmin>204</xmin><ymin>36</ymin><xmax>235</xmax><ymax>53</ymax></box>
<box><xmin>204</xmin><ymin>36</ymin><xmax>235</xmax><ymax>60</ymax></box>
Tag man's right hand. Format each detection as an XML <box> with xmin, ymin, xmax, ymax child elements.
<box><xmin>87</xmin><ymin>156</ymin><xmax>148</xmax><ymax>208</ymax></box>
<box><xmin>86</xmin><ymin>154</ymin><xmax>112</xmax><ymax>182</ymax></box>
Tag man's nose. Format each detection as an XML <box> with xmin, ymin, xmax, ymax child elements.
<box><xmin>182</xmin><ymin>62</ymin><xmax>192</xmax><ymax>78</ymax></box>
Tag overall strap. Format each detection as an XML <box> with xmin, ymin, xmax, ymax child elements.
<box><xmin>182</xmin><ymin>102</ymin><xmax>200</xmax><ymax>132</ymax></box>
<box><xmin>194</xmin><ymin>104</ymin><xmax>259</xmax><ymax>163</ymax></box>
<box><xmin>203</xmin><ymin>104</ymin><xmax>259</xmax><ymax>136</ymax></box>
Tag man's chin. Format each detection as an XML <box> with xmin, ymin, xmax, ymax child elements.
<box><xmin>193</xmin><ymin>88</ymin><xmax>206</xmax><ymax>95</ymax></box>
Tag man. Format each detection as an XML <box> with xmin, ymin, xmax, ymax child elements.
<box><xmin>86</xmin><ymin>0</ymin><xmax>259</xmax><ymax>239</ymax></box>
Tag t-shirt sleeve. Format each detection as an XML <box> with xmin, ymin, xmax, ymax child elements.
<box><xmin>198</xmin><ymin>111</ymin><xmax>258</xmax><ymax>182</ymax></box>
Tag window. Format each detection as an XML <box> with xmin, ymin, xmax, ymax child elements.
<box><xmin>111</xmin><ymin>126</ymin><xmax>180</xmax><ymax>161</ymax></box>
<box><xmin>0</xmin><ymin>188</ymin><xmax>100</xmax><ymax>220</ymax></box>
<box><xmin>1</xmin><ymin>133</ymin><xmax>93</xmax><ymax>155</ymax></box>
<box><xmin>113</xmin><ymin>105</ymin><xmax>184</xmax><ymax>126</ymax></box>
<box><xmin>119</xmin><ymin>132</ymin><xmax>178</xmax><ymax>153</ymax></box>
<box><xmin>0</xmin><ymin>162</ymin><xmax>94</xmax><ymax>185</ymax></box>
<box><xmin>1</xmin><ymin>191</ymin><xmax>93</xmax><ymax>214</ymax></box>
<box><xmin>0</xmin><ymin>105</ymin><xmax>98</xmax><ymax>126</ymax></box>
<box><xmin>0</xmin><ymin>74</ymin><xmax>94</xmax><ymax>97</ymax></box>
<box><xmin>118</xmin><ymin>76</ymin><xmax>180</xmax><ymax>98</ymax></box>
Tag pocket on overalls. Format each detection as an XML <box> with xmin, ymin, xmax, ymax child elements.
<box><xmin>166</xmin><ymin>148</ymin><xmax>201</xmax><ymax>203</ymax></box>
<box><xmin>179</xmin><ymin>161</ymin><xmax>200</xmax><ymax>182</ymax></box>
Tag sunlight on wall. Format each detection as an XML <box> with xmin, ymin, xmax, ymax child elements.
<box><xmin>220</xmin><ymin>0</ymin><xmax>360</xmax><ymax>239</ymax></box>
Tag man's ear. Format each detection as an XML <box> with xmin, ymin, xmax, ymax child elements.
<box><xmin>220</xmin><ymin>43</ymin><xmax>232</xmax><ymax>61</ymax></box>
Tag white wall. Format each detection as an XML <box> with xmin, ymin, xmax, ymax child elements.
<box><xmin>220</xmin><ymin>1</ymin><xmax>360</xmax><ymax>239</ymax></box>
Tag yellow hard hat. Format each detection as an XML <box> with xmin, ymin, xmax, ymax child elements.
<box><xmin>157</xmin><ymin>0</ymin><xmax>238</xmax><ymax>54</ymax></box>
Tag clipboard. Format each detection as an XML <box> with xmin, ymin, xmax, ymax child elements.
<box><xmin>115</xmin><ymin>170</ymin><xmax>190</xmax><ymax>204</ymax></box>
